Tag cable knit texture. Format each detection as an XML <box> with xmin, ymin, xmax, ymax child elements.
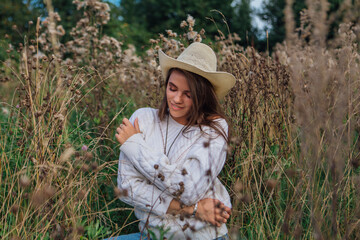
<box><xmin>117</xmin><ymin>108</ymin><xmax>231</xmax><ymax>239</ymax></box>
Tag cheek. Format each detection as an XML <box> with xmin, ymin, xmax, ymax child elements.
<box><xmin>185</xmin><ymin>98</ymin><xmax>193</xmax><ymax>108</ymax></box>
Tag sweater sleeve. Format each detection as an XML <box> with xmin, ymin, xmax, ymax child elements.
<box><xmin>117</xmin><ymin>108</ymin><xmax>173</xmax><ymax>216</ymax></box>
<box><xmin>120</xmin><ymin>120</ymin><xmax>228</xmax><ymax>206</ymax></box>
<box><xmin>117</xmin><ymin>152</ymin><xmax>173</xmax><ymax>216</ymax></box>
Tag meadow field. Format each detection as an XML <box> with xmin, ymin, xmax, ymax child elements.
<box><xmin>1</xmin><ymin>0</ymin><xmax>360</xmax><ymax>239</ymax></box>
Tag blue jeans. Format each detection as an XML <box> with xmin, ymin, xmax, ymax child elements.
<box><xmin>103</xmin><ymin>232</ymin><xmax>148</xmax><ymax>240</ymax></box>
<box><xmin>104</xmin><ymin>232</ymin><xmax>229</xmax><ymax>240</ymax></box>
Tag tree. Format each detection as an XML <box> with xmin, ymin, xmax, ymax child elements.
<box><xmin>119</xmin><ymin>0</ymin><xmax>236</xmax><ymax>46</ymax></box>
<box><xmin>259</xmin><ymin>0</ymin><xmax>346</xmax><ymax>51</ymax></box>
<box><xmin>232</xmin><ymin>0</ymin><xmax>256</xmax><ymax>47</ymax></box>
<box><xmin>0</xmin><ymin>0</ymin><xmax>41</xmax><ymax>43</ymax></box>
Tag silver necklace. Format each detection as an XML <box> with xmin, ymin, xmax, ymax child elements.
<box><xmin>164</xmin><ymin>115</ymin><xmax>186</xmax><ymax>156</ymax></box>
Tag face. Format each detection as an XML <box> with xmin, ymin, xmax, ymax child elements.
<box><xmin>166</xmin><ymin>70</ymin><xmax>193</xmax><ymax>125</ymax></box>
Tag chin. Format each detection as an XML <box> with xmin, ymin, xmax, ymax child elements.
<box><xmin>169</xmin><ymin>110</ymin><xmax>185</xmax><ymax>119</ymax></box>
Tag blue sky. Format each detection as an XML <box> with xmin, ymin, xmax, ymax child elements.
<box><xmin>250</xmin><ymin>0</ymin><xmax>266</xmax><ymax>31</ymax></box>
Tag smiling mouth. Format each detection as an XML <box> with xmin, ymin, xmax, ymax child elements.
<box><xmin>170</xmin><ymin>103</ymin><xmax>184</xmax><ymax>110</ymax></box>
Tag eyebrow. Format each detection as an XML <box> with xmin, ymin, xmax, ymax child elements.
<box><xmin>169</xmin><ymin>82</ymin><xmax>191</xmax><ymax>94</ymax></box>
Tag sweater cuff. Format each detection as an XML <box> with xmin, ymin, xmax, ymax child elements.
<box><xmin>152</xmin><ymin>192</ymin><xmax>173</xmax><ymax>216</ymax></box>
<box><xmin>120</xmin><ymin>133</ymin><xmax>144</xmax><ymax>156</ymax></box>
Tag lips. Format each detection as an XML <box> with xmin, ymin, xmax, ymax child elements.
<box><xmin>170</xmin><ymin>102</ymin><xmax>184</xmax><ymax>111</ymax></box>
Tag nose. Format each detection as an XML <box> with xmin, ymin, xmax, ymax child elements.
<box><xmin>173</xmin><ymin>92</ymin><xmax>183</xmax><ymax>103</ymax></box>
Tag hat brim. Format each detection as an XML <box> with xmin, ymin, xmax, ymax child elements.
<box><xmin>159</xmin><ymin>49</ymin><xmax>236</xmax><ymax>99</ymax></box>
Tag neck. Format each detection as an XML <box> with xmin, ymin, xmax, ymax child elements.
<box><xmin>169</xmin><ymin>114</ymin><xmax>188</xmax><ymax>125</ymax></box>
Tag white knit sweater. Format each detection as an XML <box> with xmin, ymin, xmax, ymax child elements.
<box><xmin>117</xmin><ymin>108</ymin><xmax>231</xmax><ymax>240</ymax></box>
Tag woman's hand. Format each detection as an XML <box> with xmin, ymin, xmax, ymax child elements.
<box><xmin>196</xmin><ymin>198</ymin><xmax>231</xmax><ymax>227</ymax></box>
<box><xmin>115</xmin><ymin>118</ymin><xmax>140</xmax><ymax>145</ymax></box>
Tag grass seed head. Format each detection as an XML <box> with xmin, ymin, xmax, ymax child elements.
<box><xmin>234</xmin><ymin>179</ymin><xmax>244</xmax><ymax>192</ymax></box>
<box><xmin>59</xmin><ymin>147</ymin><xmax>76</xmax><ymax>163</ymax></box>
<box><xmin>19</xmin><ymin>175</ymin><xmax>31</xmax><ymax>188</ymax></box>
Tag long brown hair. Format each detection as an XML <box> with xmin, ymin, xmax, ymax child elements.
<box><xmin>158</xmin><ymin>68</ymin><xmax>230</xmax><ymax>142</ymax></box>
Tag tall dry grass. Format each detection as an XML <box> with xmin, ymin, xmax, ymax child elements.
<box><xmin>1</xmin><ymin>0</ymin><xmax>360</xmax><ymax>239</ymax></box>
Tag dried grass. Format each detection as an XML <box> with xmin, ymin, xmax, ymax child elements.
<box><xmin>0</xmin><ymin>0</ymin><xmax>359</xmax><ymax>239</ymax></box>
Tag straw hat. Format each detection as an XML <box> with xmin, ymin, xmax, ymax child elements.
<box><xmin>158</xmin><ymin>42</ymin><xmax>236</xmax><ymax>99</ymax></box>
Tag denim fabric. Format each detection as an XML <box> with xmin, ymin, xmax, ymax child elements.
<box><xmin>103</xmin><ymin>232</ymin><xmax>149</xmax><ymax>240</ymax></box>
<box><xmin>104</xmin><ymin>233</ymin><xmax>229</xmax><ymax>240</ymax></box>
<box><xmin>214</xmin><ymin>233</ymin><xmax>230</xmax><ymax>240</ymax></box>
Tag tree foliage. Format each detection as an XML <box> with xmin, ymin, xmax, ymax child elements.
<box><xmin>232</xmin><ymin>0</ymin><xmax>256</xmax><ymax>47</ymax></box>
<box><xmin>259</xmin><ymin>0</ymin><xmax>345</xmax><ymax>51</ymax></box>
<box><xmin>119</xmin><ymin>0</ymin><xmax>237</xmax><ymax>45</ymax></box>
<box><xmin>0</xmin><ymin>0</ymin><xmax>41</xmax><ymax>44</ymax></box>
<box><xmin>0</xmin><ymin>0</ymin><xmax>350</xmax><ymax>54</ymax></box>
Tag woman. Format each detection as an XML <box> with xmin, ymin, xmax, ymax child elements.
<box><xmin>113</xmin><ymin>42</ymin><xmax>236</xmax><ymax>240</ymax></box>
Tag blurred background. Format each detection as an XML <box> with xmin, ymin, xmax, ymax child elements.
<box><xmin>0</xmin><ymin>0</ymin><xmax>345</xmax><ymax>58</ymax></box>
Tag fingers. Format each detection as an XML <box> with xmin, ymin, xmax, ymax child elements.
<box><xmin>223</xmin><ymin>206</ymin><xmax>232</xmax><ymax>215</ymax></box>
<box><xmin>221</xmin><ymin>210</ymin><xmax>230</xmax><ymax>219</ymax></box>
<box><xmin>134</xmin><ymin>118</ymin><xmax>140</xmax><ymax>133</ymax></box>
<box><xmin>116</xmin><ymin>127</ymin><xmax>122</xmax><ymax>134</ymax></box>
<box><xmin>115</xmin><ymin>133</ymin><xmax>123</xmax><ymax>144</ymax></box>
<box><xmin>211</xmin><ymin>199</ymin><xmax>221</xmax><ymax>208</ymax></box>
<box><xmin>217</xmin><ymin>202</ymin><xmax>232</xmax><ymax>215</ymax></box>
<box><xmin>215</xmin><ymin>214</ymin><xmax>227</xmax><ymax>224</ymax></box>
<box><xmin>122</xmin><ymin>118</ymin><xmax>131</xmax><ymax>126</ymax></box>
<box><xmin>115</xmin><ymin>117</ymin><xmax>140</xmax><ymax>145</ymax></box>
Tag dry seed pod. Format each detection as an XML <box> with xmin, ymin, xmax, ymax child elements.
<box><xmin>81</xmin><ymin>164</ymin><xmax>90</xmax><ymax>172</ymax></box>
<box><xmin>90</xmin><ymin>161</ymin><xmax>98</xmax><ymax>171</ymax></box>
<box><xmin>31</xmin><ymin>184</ymin><xmax>56</xmax><ymax>207</ymax></box>
<box><xmin>203</xmin><ymin>141</ymin><xmax>210</xmax><ymax>148</ymax></box>
<box><xmin>265</xmin><ymin>179</ymin><xmax>278</xmax><ymax>190</ymax></box>
<box><xmin>84</xmin><ymin>152</ymin><xmax>93</xmax><ymax>161</ymax></box>
<box><xmin>182</xmin><ymin>223</ymin><xmax>189</xmax><ymax>231</ymax></box>
<box><xmin>241</xmin><ymin>194</ymin><xmax>251</xmax><ymax>204</ymax></box>
<box><xmin>77</xmin><ymin>189</ymin><xmax>86</xmax><ymax>200</ymax></box>
<box><xmin>114</xmin><ymin>187</ymin><xmax>128</xmax><ymax>198</ymax></box>
<box><xmin>10</xmin><ymin>204</ymin><xmax>19</xmax><ymax>214</ymax></box>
